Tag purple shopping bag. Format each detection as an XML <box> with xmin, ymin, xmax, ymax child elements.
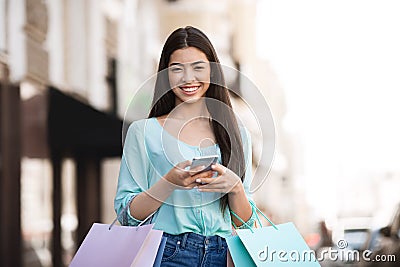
<box><xmin>69</xmin><ymin>223</ymin><xmax>164</xmax><ymax>267</ymax></box>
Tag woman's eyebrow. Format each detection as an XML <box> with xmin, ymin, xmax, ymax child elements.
<box><xmin>169</xmin><ymin>62</ymin><xmax>184</xmax><ymax>67</ymax></box>
<box><xmin>191</xmin><ymin>60</ymin><xmax>207</xmax><ymax>66</ymax></box>
<box><xmin>169</xmin><ymin>61</ymin><xmax>207</xmax><ymax>67</ymax></box>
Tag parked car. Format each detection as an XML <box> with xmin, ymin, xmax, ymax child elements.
<box><xmin>319</xmin><ymin>217</ymin><xmax>372</xmax><ymax>267</ymax></box>
<box><xmin>358</xmin><ymin>204</ymin><xmax>400</xmax><ymax>267</ymax></box>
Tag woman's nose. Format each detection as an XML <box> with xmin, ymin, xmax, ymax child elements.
<box><xmin>183</xmin><ymin>69</ymin><xmax>195</xmax><ymax>83</ymax></box>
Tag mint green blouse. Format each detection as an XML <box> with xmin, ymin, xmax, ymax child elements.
<box><xmin>114</xmin><ymin>117</ymin><xmax>255</xmax><ymax>238</ymax></box>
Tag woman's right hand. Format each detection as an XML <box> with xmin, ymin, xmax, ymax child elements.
<box><xmin>163</xmin><ymin>160</ymin><xmax>214</xmax><ymax>189</ymax></box>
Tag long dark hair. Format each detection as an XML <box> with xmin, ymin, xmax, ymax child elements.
<box><xmin>149</xmin><ymin>26</ymin><xmax>245</xmax><ymax>213</ymax></box>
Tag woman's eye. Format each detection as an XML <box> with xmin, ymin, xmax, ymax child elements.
<box><xmin>170</xmin><ymin>67</ymin><xmax>183</xmax><ymax>72</ymax></box>
<box><xmin>194</xmin><ymin>66</ymin><xmax>205</xmax><ymax>71</ymax></box>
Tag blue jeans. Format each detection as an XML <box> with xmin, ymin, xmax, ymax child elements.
<box><xmin>160</xmin><ymin>232</ymin><xmax>227</xmax><ymax>267</ymax></box>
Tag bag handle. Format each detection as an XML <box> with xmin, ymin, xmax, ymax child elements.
<box><xmin>230</xmin><ymin>202</ymin><xmax>278</xmax><ymax>232</ymax></box>
<box><xmin>109</xmin><ymin>195</ymin><xmax>157</xmax><ymax>230</ymax></box>
<box><xmin>252</xmin><ymin>203</ymin><xmax>278</xmax><ymax>230</ymax></box>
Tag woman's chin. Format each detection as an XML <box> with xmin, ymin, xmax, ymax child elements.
<box><xmin>175</xmin><ymin>94</ymin><xmax>205</xmax><ymax>104</ymax></box>
<box><xmin>185</xmin><ymin>96</ymin><xmax>203</xmax><ymax>104</ymax></box>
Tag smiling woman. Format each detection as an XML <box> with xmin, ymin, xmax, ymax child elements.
<box><xmin>114</xmin><ymin>26</ymin><xmax>258</xmax><ymax>267</ymax></box>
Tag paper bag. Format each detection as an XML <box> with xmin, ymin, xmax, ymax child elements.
<box><xmin>69</xmin><ymin>223</ymin><xmax>164</xmax><ymax>267</ymax></box>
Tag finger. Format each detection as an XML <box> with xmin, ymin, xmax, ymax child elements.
<box><xmin>188</xmin><ymin>165</ymin><xmax>206</xmax><ymax>176</ymax></box>
<box><xmin>181</xmin><ymin>182</ymin><xmax>199</xmax><ymax>190</ymax></box>
<box><xmin>182</xmin><ymin>174</ymin><xmax>206</xmax><ymax>186</ymax></box>
<box><xmin>175</xmin><ymin>160</ymin><xmax>192</xmax><ymax>171</ymax></box>
<box><xmin>192</xmin><ymin>170</ymin><xmax>214</xmax><ymax>179</ymax></box>
<box><xmin>198</xmin><ymin>182</ymin><xmax>236</xmax><ymax>193</ymax></box>
<box><xmin>197</xmin><ymin>181</ymin><xmax>226</xmax><ymax>189</ymax></box>
<box><xmin>195</xmin><ymin>177</ymin><xmax>219</xmax><ymax>184</ymax></box>
<box><xmin>211</xmin><ymin>163</ymin><xmax>227</xmax><ymax>174</ymax></box>
<box><xmin>196</xmin><ymin>179</ymin><xmax>237</xmax><ymax>192</ymax></box>
<box><xmin>197</xmin><ymin>187</ymin><xmax>226</xmax><ymax>193</ymax></box>
<box><xmin>175</xmin><ymin>160</ymin><xmax>192</xmax><ymax>172</ymax></box>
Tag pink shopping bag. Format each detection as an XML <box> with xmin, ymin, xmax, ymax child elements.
<box><xmin>69</xmin><ymin>223</ymin><xmax>164</xmax><ymax>267</ymax></box>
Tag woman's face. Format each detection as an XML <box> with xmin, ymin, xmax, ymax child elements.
<box><xmin>168</xmin><ymin>47</ymin><xmax>211</xmax><ymax>104</ymax></box>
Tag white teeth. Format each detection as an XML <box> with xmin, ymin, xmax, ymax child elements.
<box><xmin>181</xmin><ymin>86</ymin><xmax>199</xmax><ymax>92</ymax></box>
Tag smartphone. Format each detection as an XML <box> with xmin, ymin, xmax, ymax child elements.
<box><xmin>190</xmin><ymin>155</ymin><xmax>219</xmax><ymax>174</ymax></box>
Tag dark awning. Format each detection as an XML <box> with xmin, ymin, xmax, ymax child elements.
<box><xmin>22</xmin><ymin>86</ymin><xmax>123</xmax><ymax>158</ymax></box>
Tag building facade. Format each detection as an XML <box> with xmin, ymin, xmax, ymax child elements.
<box><xmin>1</xmin><ymin>0</ymin><xmax>297</xmax><ymax>266</ymax></box>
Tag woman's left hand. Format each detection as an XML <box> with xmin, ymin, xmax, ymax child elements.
<box><xmin>196</xmin><ymin>163</ymin><xmax>243</xmax><ymax>194</ymax></box>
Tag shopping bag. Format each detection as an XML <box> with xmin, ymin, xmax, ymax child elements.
<box><xmin>130</xmin><ymin>228</ymin><xmax>164</xmax><ymax>267</ymax></box>
<box><xmin>153</xmin><ymin>236</ymin><xmax>167</xmax><ymax>267</ymax></box>
<box><xmin>226</xmin><ymin>235</ymin><xmax>256</xmax><ymax>267</ymax></box>
<box><xmin>69</xmin><ymin>223</ymin><xmax>165</xmax><ymax>267</ymax></box>
<box><xmin>226</xmin><ymin>204</ymin><xmax>321</xmax><ymax>266</ymax></box>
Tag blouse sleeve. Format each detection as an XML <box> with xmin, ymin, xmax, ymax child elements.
<box><xmin>114</xmin><ymin>121</ymin><xmax>150</xmax><ymax>226</ymax></box>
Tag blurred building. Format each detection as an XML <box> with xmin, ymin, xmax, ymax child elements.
<box><xmin>1</xmin><ymin>1</ymin><xmax>125</xmax><ymax>266</ymax></box>
<box><xmin>0</xmin><ymin>0</ymin><xmax>304</xmax><ymax>266</ymax></box>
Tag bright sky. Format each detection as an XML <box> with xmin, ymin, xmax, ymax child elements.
<box><xmin>256</xmin><ymin>0</ymin><xmax>400</xmax><ymax>221</ymax></box>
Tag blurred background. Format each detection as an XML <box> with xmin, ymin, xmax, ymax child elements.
<box><xmin>1</xmin><ymin>0</ymin><xmax>399</xmax><ymax>266</ymax></box>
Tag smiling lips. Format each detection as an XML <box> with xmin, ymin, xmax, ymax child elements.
<box><xmin>179</xmin><ymin>85</ymin><xmax>201</xmax><ymax>95</ymax></box>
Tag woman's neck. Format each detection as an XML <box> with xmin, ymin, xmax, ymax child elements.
<box><xmin>171</xmin><ymin>98</ymin><xmax>210</xmax><ymax>121</ymax></box>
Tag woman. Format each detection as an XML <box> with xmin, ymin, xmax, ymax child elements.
<box><xmin>114</xmin><ymin>26</ymin><xmax>257</xmax><ymax>266</ymax></box>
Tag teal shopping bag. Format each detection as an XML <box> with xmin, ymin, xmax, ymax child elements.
<box><xmin>226</xmin><ymin>235</ymin><xmax>256</xmax><ymax>267</ymax></box>
<box><xmin>227</xmin><ymin>204</ymin><xmax>321</xmax><ymax>266</ymax></box>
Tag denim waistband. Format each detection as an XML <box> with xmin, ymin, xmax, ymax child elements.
<box><xmin>163</xmin><ymin>232</ymin><xmax>226</xmax><ymax>250</ymax></box>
